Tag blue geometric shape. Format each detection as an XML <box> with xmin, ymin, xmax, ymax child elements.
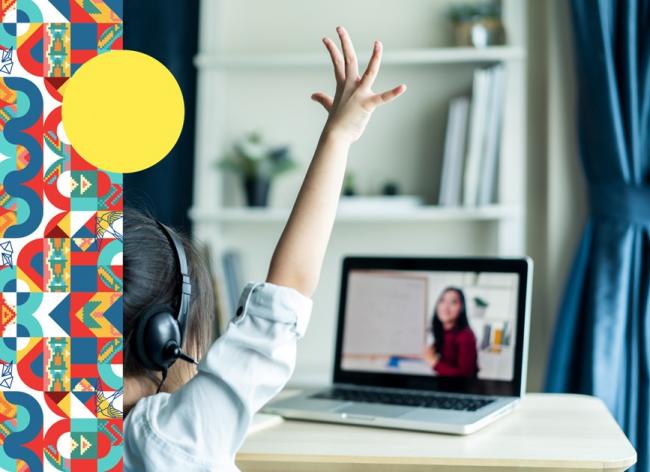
<box><xmin>28</xmin><ymin>251</ymin><xmax>42</xmax><ymax>283</ymax></box>
<box><xmin>71</xmin><ymin>23</ymin><xmax>97</xmax><ymax>50</ymax></box>
<box><xmin>73</xmin><ymin>221</ymin><xmax>95</xmax><ymax>238</ymax></box>
<box><xmin>30</xmin><ymin>37</ymin><xmax>43</xmax><ymax>64</ymax></box>
<box><xmin>17</xmin><ymin>10</ymin><xmax>29</xmax><ymax>22</ymax></box>
<box><xmin>2</xmin><ymin>278</ymin><xmax>16</xmax><ymax>292</ymax></box>
<box><xmin>47</xmin><ymin>0</ymin><xmax>71</xmax><ymax>20</ymax></box>
<box><xmin>71</xmin><ymin>338</ymin><xmax>97</xmax><ymax>364</ymax></box>
<box><xmin>17</xmin><ymin>323</ymin><xmax>28</xmax><ymax>337</ymax></box>
<box><xmin>2</xmin><ymin>24</ymin><xmax>16</xmax><ymax>36</ymax></box>
<box><xmin>71</xmin><ymin>62</ymin><xmax>83</xmax><ymax>75</ymax></box>
<box><xmin>103</xmin><ymin>296</ymin><xmax>122</xmax><ymax>334</ymax></box>
<box><xmin>30</xmin><ymin>352</ymin><xmax>43</xmax><ymax>379</ymax></box>
<box><xmin>72</xmin><ymin>390</ymin><xmax>94</xmax><ymax>405</ymax></box>
<box><xmin>104</xmin><ymin>0</ymin><xmax>123</xmax><ymax>19</ymax></box>
<box><xmin>48</xmin><ymin>295</ymin><xmax>71</xmax><ymax>335</ymax></box>
<box><xmin>71</xmin><ymin>265</ymin><xmax>97</xmax><ymax>292</ymax></box>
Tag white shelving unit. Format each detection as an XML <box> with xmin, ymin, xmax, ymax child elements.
<box><xmin>192</xmin><ymin>0</ymin><xmax>527</xmax><ymax>385</ymax></box>
<box><xmin>189</xmin><ymin>205</ymin><xmax>521</xmax><ymax>224</ymax></box>
<box><xmin>194</xmin><ymin>46</ymin><xmax>526</xmax><ymax>68</ymax></box>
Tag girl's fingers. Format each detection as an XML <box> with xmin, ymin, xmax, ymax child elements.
<box><xmin>336</xmin><ymin>26</ymin><xmax>358</xmax><ymax>82</ymax></box>
<box><xmin>365</xmin><ymin>84</ymin><xmax>407</xmax><ymax>108</ymax></box>
<box><xmin>360</xmin><ymin>41</ymin><xmax>382</xmax><ymax>89</ymax></box>
<box><xmin>311</xmin><ymin>92</ymin><xmax>334</xmax><ymax>111</ymax></box>
<box><xmin>322</xmin><ymin>37</ymin><xmax>345</xmax><ymax>83</ymax></box>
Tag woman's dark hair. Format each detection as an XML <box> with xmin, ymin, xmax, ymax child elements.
<box><xmin>431</xmin><ymin>287</ymin><xmax>469</xmax><ymax>353</ymax></box>
<box><xmin>124</xmin><ymin>207</ymin><xmax>216</xmax><ymax>383</ymax></box>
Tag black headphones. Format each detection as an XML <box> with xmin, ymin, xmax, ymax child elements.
<box><xmin>133</xmin><ymin>221</ymin><xmax>197</xmax><ymax>390</ymax></box>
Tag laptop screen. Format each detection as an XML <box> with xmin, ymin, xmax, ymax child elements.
<box><xmin>333</xmin><ymin>258</ymin><xmax>531</xmax><ymax>397</ymax></box>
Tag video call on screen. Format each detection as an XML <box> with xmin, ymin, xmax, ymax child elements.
<box><xmin>341</xmin><ymin>270</ymin><xmax>519</xmax><ymax>381</ymax></box>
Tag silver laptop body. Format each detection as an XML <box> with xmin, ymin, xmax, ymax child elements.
<box><xmin>264</xmin><ymin>256</ymin><xmax>533</xmax><ymax>435</ymax></box>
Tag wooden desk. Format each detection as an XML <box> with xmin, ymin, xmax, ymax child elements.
<box><xmin>237</xmin><ymin>393</ymin><xmax>636</xmax><ymax>471</ymax></box>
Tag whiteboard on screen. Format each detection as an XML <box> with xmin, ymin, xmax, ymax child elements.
<box><xmin>342</xmin><ymin>271</ymin><xmax>428</xmax><ymax>356</ymax></box>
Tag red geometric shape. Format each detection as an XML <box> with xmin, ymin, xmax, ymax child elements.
<box><xmin>71</xmin><ymin>249</ymin><xmax>98</xmax><ymax>266</ymax></box>
<box><xmin>17</xmin><ymin>238</ymin><xmax>45</xmax><ymax>291</ymax></box>
<box><xmin>44</xmin><ymin>391</ymin><xmax>70</xmax><ymax>418</ymax></box>
<box><xmin>44</xmin><ymin>77</ymin><xmax>69</xmax><ymax>102</ymax></box>
<box><xmin>70</xmin><ymin>1</ymin><xmax>96</xmax><ymax>23</ymax></box>
<box><xmin>16</xmin><ymin>24</ymin><xmax>44</xmax><ymax>77</ymax></box>
<box><xmin>45</xmin><ymin>212</ymin><xmax>70</xmax><ymax>238</ymax></box>
<box><xmin>0</xmin><ymin>0</ymin><xmax>16</xmax><ymax>22</ymax></box>
<box><xmin>71</xmin><ymin>148</ymin><xmax>96</xmax><ymax>172</ymax></box>
<box><xmin>71</xmin><ymin>49</ymin><xmax>97</xmax><ymax>64</ymax></box>
<box><xmin>16</xmin><ymin>338</ymin><xmax>44</xmax><ymax>391</ymax></box>
<box><xmin>0</xmin><ymin>294</ymin><xmax>16</xmax><ymax>336</ymax></box>
<box><xmin>70</xmin><ymin>363</ymin><xmax>98</xmax><ymax>379</ymax></box>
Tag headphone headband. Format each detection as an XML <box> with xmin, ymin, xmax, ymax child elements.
<box><xmin>131</xmin><ymin>219</ymin><xmax>196</xmax><ymax>378</ymax></box>
<box><xmin>155</xmin><ymin>221</ymin><xmax>191</xmax><ymax>343</ymax></box>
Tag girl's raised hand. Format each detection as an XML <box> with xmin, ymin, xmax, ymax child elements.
<box><xmin>311</xmin><ymin>27</ymin><xmax>406</xmax><ymax>143</ymax></box>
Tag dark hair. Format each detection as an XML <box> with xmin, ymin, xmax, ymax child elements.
<box><xmin>431</xmin><ymin>287</ymin><xmax>469</xmax><ymax>353</ymax></box>
<box><xmin>123</xmin><ymin>207</ymin><xmax>216</xmax><ymax>383</ymax></box>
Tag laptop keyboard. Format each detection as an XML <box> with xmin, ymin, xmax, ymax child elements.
<box><xmin>311</xmin><ymin>388</ymin><xmax>494</xmax><ymax>412</ymax></box>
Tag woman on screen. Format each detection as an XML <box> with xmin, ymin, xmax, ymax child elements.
<box><xmin>423</xmin><ymin>287</ymin><xmax>479</xmax><ymax>377</ymax></box>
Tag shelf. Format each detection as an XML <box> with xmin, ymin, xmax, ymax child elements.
<box><xmin>189</xmin><ymin>205</ymin><xmax>521</xmax><ymax>224</ymax></box>
<box><xmin>195</xmin><ymin>46</ymin><xmax>526</xmax><ymax>69</ymax></box>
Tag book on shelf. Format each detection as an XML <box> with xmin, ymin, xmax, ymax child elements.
<box><xmin>463</xmin><ymin>67</ymin><xmax>490</xmax><ymax>206</ymax></box>
<box><xmin>477</xmin><ymin>65</ymin><xmax>506</xmax><ymax>206</ymax></box>
<box><xmin>451</xmin><ymin>65</ymin><xmax>506</xmax><ymax>207</ymax></box>
<box><xmin>438</xmin><ymin>96</ymin><xmax>470</xmax><ymax>206</ymax></box>
<box><xmin>479</xmin><ymin>320</ymin><xmax>511</xmax><ymax>353</ymax></box>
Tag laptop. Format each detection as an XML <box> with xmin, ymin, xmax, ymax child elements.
<box><xmin>264</xmin><ymin>256</ymin><xmax>533</xmax><ymax>434</ymax></box>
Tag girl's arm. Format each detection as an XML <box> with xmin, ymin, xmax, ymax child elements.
<box><xmin>267</xmin><ymin>26</ymin><xmax>405</xmax><ymax>297</ymax></box>
<box><xmin>124</xmin><ymin>28</ymin><xmax>404</xmax><ymax>471</ymax></box>
<box><xmin>422</xmin><ymin>344</ymin><xmax>439</xmax><ymax>368</ymax></box>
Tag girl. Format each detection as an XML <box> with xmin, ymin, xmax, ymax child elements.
<box><xmin>423</xmin><ymin>287</ymin><xmax>479</xmax><ymax>377</ymax></box>
<box><xmin>123</xmin><ymin>27</ymin><xmax>406</xmax><ymax>471</ymax></box>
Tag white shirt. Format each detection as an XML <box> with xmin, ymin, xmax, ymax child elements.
<box><xmin>124</xmin><ymin>281</ymin><xmax>313</xmax><ymax>471</ymax></box>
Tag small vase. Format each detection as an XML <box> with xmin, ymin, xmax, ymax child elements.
<box><xmin>244</xmin><ymin>177</ymin><xmax>270</xmax><ymax>207</ymax></box>
<box><xmin>453</xmin><ymin>18</ymin><xmax>506</xmax><ymax>47</ymax></box>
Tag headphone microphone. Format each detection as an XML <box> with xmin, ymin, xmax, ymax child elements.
<box><xmin>132</xmin><ymin>221</ymin><xmax>198</xmax><ymax>393</ymax></box>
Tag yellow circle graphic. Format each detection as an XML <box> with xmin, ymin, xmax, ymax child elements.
<box><xmin>62</xmin><ymin>50</ymin><xmax>185</xmax><ymax>173</ymax></box>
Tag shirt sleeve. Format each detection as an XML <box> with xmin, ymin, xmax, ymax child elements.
<box><xmin>123</xmin><ymin>282</ymin><xmax>312</xmax><ymax>471</ymax></box>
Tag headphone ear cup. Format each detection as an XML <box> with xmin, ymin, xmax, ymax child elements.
<box><xmin>134</xmin><ymin>305</ymin><xmax>182</xmax><ymax>371</ymax></box>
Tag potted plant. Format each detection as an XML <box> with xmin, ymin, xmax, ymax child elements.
<box><xmin>448</xmin><ymin>2</ymin><xmax>506</xmax><ymax>48</ymax></box>
<box><xmin>217</xmin><ymin>133</ymin><xmax>297</xmax><ymax>207</ymax></box>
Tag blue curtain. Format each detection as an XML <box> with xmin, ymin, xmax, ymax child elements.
<box><xmin>545</xmin><ymin>1</ymin><xmax>650</xmax><ymax>470</ymax></box>
<box><xmin>122</xmin><ymin>0</ymin><xmax>199</xmax><ymax>232</ymax></box>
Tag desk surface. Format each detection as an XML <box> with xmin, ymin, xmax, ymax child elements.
<box><xmin>237</xmin><ymin>393</ymin><xmax>636</xmax><ymax>471</ymax></box>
